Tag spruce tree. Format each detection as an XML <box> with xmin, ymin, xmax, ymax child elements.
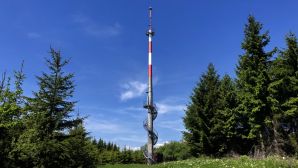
<box><xmin>183</xmin><ymin>63</ymin><xmax>221</xmax><ymax>156</ymax></box>
<box><xmin>12</xmin><ymin>48</ymin><xmax>83</xmax><ymax>167</ymax></box>
<box><xmin>269</xmin><ymin>33</ymin><xmax>298</xmax><ymax>154</ymax></box>
<box><xmin>215</xmin><ymin>75</ymin><xmax>243</xmax><ymax>154</ymax></box>
<box><xmin>236</xmin><ymin>16</ymin><xmax>276</xmax><ymax>156</ymax></box>
<box><xmin>62</xmin><ymin>123</ymin><xmax>98</xmax><ymax>167</ymax></box>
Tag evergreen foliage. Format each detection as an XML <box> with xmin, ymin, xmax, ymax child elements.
<box><xmin>0</xmin><ymin>48</ymin><xmax>147</xmax><ymax>167</ymax></box>
<box><xmin>156</xmin><ymin>141</ymin><xmax>191</xmax><ymax>161</ymax></box>
<box><xmin>216</xmin><ymin>75</ymin><xmax>242</xmax><ymax>154</ymax></box>
<box><xmin>1</xmin><ymin>14</ymin><xmax>298</xmax><ymax>167</ymax></box>
<box><xmin>183</xmin><ymin>66</ymin><xmax>243</xmax><ymax>156</ymax></box>
<box><xmin>61</xmin><ymin>123</ymin><xmax>98</xmax><ymax>167</ymax></box>
<box><xmin>0</xmin><ymin>65</ymin><xmax>26</xmax><ymax>167</ymax></box>
<box><xmin>236</xmin><ymin>15</ymin><xmax>276</xmax><ymax>156</ymax></box>
<box><xmin>94</xmin><ymin>138</ymin><xmax>145</xmax><ymax>165</ymax></box>
<box><xmin>183</xmin><ymin>16</ymin><xmax>298</xmax><ymax>158</ymax></box>
<box><xmin>269</xmin><ymin>33</ymin><xmax>298</xmax><ymax>155</ymax></box>
<box><xmin>7</xmin><ymin>48</ymin><xmax>95</xmax><ymax>168</ymax></box>
<box><xmin>183</xmin><ymin>63</ymin><xmax>222</xmax><ymax>156</ymax></box>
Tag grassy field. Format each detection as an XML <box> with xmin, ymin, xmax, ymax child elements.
<box><xmin>100</xmin><ymin>156</ymin><xmax>298</xmax><ymax>168</ymax></box>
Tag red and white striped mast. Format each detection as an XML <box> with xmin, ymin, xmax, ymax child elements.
<box><xmin>147</xmin><ymin>5</ymin><xmax>154</xmax><ymax>107</ymax></box>
<box><xmin>143</xmin><ymin>0</ymin><xmax>158</xmax><ymax>165</ymax></box>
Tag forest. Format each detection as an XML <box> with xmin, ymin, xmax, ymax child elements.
<box><xmin>184</xmin><ymin>16</ymin><xmax>298</xmax><ymax>158</ymax></box>
<box><xmin>0</xmin><ymin>15</ymin><xmax>297</xmax><ymax>167</ymax></box>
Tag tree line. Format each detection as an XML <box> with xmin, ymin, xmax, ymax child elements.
<box><xmin>0</xmin><ymin>48</ymin><xmax>150</xmax><ymax>167</ymax></box>
<box><xmin>1</xmin><ymin>15</ymin><xmax>297</xmax><ymax>167</ymax></box>
<box><xmin>91</xmin><ymin>138</ymin><xmax>145</xmax><ymax>165</ymax></box>
<box><xmin>183</xmin><ymin>16</ymin><xmax>298</xmax><ymax>158</ymax></box>
<box><xmin>0</xmin><ymin>48</ymin><xmax>101</xmax><ymax>167</ymax></box>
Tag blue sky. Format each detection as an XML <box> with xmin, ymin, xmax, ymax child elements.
<box><xmin>1</xmin><ymin>0</ymin><xmax>298</xmax><ymax>149</ymax></box>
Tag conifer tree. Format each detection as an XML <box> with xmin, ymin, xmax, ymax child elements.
<box><xmin>97</xmin><ymin>138</ymin><xmax>106</xmax><ymax>151</ymax></box>
<box><xmin>0</xmin><ymin>65</ymin><xmax>26</xmax><ymax>167</ymax></box>
<box><xmin>156</xmin><ymin>141</ymin><xmax>191</xmax><ymax>161</ymax></box>
<box><xmin>62</xmin><ymin>123</ymin><xmax>98</xmax><ymax>168</ymax></box>
<box><xmin>269</xmin><ymin>33</ymin><xmax>298</xmax><ymax>154</ymax></box>
<box><xmin>12</xmin><ymin>48</ymin><xmax>83</xmax><ymax>167</ymax></box>
<box><xmin>236</xmin><ymin>16</ymin><xmax>276</xmax><ymax>156</ymax></box>
<box><xmin>216</xmin><ymin>75</ymin><xmax>243</xmax><ymax>154</ymax></box>
<box><xmin>183</xmin><ymin>63</ymin><xmax>221</xmax><ymax>156</ymax></box>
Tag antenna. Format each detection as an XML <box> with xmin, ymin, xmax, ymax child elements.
<box><xmin>143</xmin><ymin>1</ymin><xmax>158</xmax><ymax>165</ymax></box>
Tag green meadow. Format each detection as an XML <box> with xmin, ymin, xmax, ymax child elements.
<box><xmin>101</xmin><ymin>157</ymin><xmax>298</xmax><ymax>168</ymax></box>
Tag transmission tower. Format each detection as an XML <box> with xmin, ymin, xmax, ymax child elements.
<box><xmin>143</xmin><ymin>1</ymin><xmax>158</xmax><ymax>165</ymax></box>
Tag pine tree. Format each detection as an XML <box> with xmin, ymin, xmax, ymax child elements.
<box><xmin>215</xmin><ymin>75</ymin><xmax>244</xmax><ymax>154</ymax></box>
<box><xmin>120</xmin><ymin>147</ymin><xmax>133</xmax><ymax>164</ymax></box>
<box><xmin>97</xmin><ymin>138</ymin><xmax>105</xmax><ymax>151</ymax></box>
<box><xmin>12</xmin><ymin>48</ymin><xmax>83</xmax><ymax>167</ymax></box>
<box><xmin>183</xmin><ymin>63</ymin><xmax>221</xmax><ymax>156</ymax></box>
<box><xmin>61</xmin><ymin>122</ymin><xmax>98</xmax><ymax>168</ymax></box>
<box><xmin>269</xmin><ymin>33</ymin><xmax>298</xmax><ymax>155</ymax></box>
<box><xmin>236</xmin><ymin>16</ymin><xmax>276</xmax><ymax>156</ymax></box>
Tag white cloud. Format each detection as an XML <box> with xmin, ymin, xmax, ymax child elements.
<box><xmin>73</xmin><ymin>14</ymin><xmax>121</xmax><ymax>38</ymax></box>
<box><xmin>156</xmin><ymin>103</ymin><xmax>185</xmax><ymax>114</ymax></box>
<box><xmin>80</xmin><ymin>104</ymin><xmax>145</xmax><ymax>120</ymax></box>
<box><xmin>124</xmin><ymin>145</ymin><xmax>141</xmax><ymax>151</ymax></box>
<box><xmin>120</xmin><ymin>81</ymin><xmax>147</xmax><ymax>101</ymax></box>
<box><xmin>85</xmin><ymin>119</ymin><xmax>123</xmax><ymax>134</ymax></box>
<box><xmin>122</xmin><ymin>141</ymin><xmax>172</xmax><ymax>150</ymax></box>
<box><xmin>155</xmin><ymin>141</ymin><xmax>170</xmax><ymax>148</ymax></box>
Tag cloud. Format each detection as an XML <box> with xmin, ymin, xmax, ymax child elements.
<box><xmin>85</xmin><ymin>119</ymin><xmax>124</xmax><ymax>134</ymax></box>
<box><xmin>27</xmin><ymin>32</ymin><xmax>41</xmax><ymax>39</ymax></box>
<box><xmin>124</xmin><ymin>146</ymin><xmax>141</xmax><ymax>151</ymax></box>
<box><xmin>158</xmin><ymin>120</ymin><xmax>185</xmax><ymax>132</ymax></box>
<box><xmin>120</xmin><ymin>81</ymin><xmax>147</xmax><ymax>101</ymax></box>
<box><xmin>73</xmin><ymin>14</ymin><xmax>121</xmax><ymax>38</ymax></box>
<box><xmin>155</xmin><ymin>141</ymin><xmax>170</xmax><ymax>148</ymax></box>
<box><xmin>122</xmin><ymin>141</ymin><xmax>171</xmax><ymax>150</ymax></box>
<box><xmin>79</xmin><ymin>104</ymin><xmax>144</xmax><ymax>120</ymax></box>
<box><xmin>156</xmin><ymin>103</ymin><xmax>185</xmax><ymax>114</ymax></box>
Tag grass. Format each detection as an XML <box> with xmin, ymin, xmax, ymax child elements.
<box><xmin>99</xmin><ymin>156</ymin><xmax>298</xmax><ymax>168</ymax></box>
